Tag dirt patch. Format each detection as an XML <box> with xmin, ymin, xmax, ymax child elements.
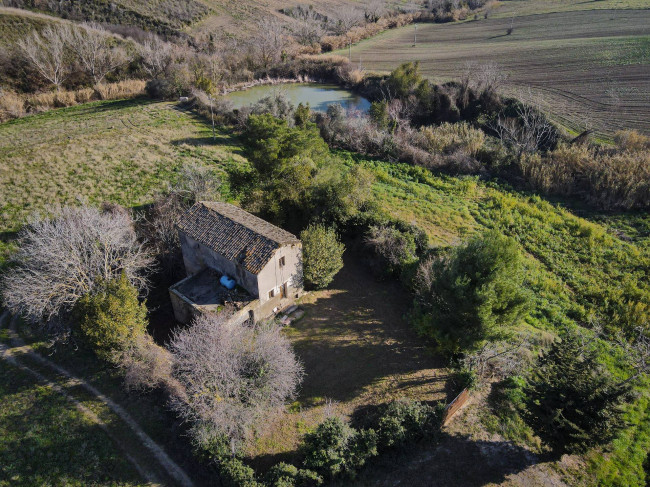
<box><xmin>247</xmin><ymin>251</ymin><xmax>450</xmax><ymax>466</ymax></box>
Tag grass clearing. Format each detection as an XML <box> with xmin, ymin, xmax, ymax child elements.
<box><xmin>0</xmin><ymin>358</ymin><xmax>145</xmax><ymax>487</ymax></box>
<box><xmin>246</xmin><ymin>252</ymin><xmax>449</xmax><ymax>468</ymax></box>
<box><xmin>339</xmin><ymin>8</ymin><xmax>650</xmax><ymax>139</ymax></box>
<box><xmin>0</xmin><ymin>98</ymin><xmax>244</xmax><ymax>235</ymax></box>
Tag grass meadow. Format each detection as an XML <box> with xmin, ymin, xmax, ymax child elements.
<box><xmin>0</xmin><ymin>98</ymin><xmax>244</xmax><ymax>235</ymax></box>
<box><xmin>337</xmin><ymin>7</ymin><xmax>650</xmax><ymax>140</ymax></box>
<box><xmin>0</xmin><ymin>357</ymin><xmax>146</xmax><ymax>487</ymax></box>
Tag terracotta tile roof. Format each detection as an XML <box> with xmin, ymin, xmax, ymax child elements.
<box><xmin>177</xmin><ymin>201</ymin><xmax>299</xmax><ymax>275</ymax></box>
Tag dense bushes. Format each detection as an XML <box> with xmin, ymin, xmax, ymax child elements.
<box><xmin>302</xmin><ymin>417</ymin><xmax>377</xmax><ymax>479</ymax></box>
<box><xmin>74</xmin><ymin>273</ymin><xmax>148</xmax><ymax>362</ymax></box>
<box><xmin>376</xmin><ymin>399</ymin><xmax>445</xmax><ymax>449</ymax></box>
<box><xmin>300</xmin><ymin>224</ymin><xmax>345</xmax><ymax>290</ymax></box>
<box><xmin>412</xmin><ymin>231</ymin><xmax>530</xmax><ymax>353</ymax></box>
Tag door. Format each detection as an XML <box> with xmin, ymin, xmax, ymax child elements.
<box><xmin>281</xmin><ymin>282</ymin><xmax>288</xmax><ymax>299</ymax></box>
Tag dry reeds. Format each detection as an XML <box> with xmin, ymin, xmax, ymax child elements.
<box><xmin>1</xmin><ymin>80</ymin><xmax>147</xmax><ymax>121</ymax></box>
<box><xmin>0</xmin><ymin>90</ymin><xmax>25</xmax><ymax>122</ymax></box>
<box><xmin>94</xmin><ymin>79</ymin><xmax>146</xmax><ymax>100</ymax></box>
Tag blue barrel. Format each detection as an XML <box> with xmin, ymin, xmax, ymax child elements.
<box><xmin>220</xmin><ymin>275</ymin><xmax>236</xmax><ymax>290</ymax></box>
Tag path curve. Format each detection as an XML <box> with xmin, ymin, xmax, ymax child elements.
<box><xmin>0</xmin><ymin>311</ymin><xmax>195</xmax><ymax>487</ymax></box>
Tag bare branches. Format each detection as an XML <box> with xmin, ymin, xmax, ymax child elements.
<box><xmin>251</xmin><ymin>18</ymin><xmax>289</xmax><ymax>68</ymax></box>
<box><xmin>169</xmin><ymin>313</ymin><xmax>303</xmax><ymax>451</ymax></box>
<box><xmin>492</xmin><ymin>91</ymin><xmax>554</xmax><ymax>159</ymax></box>
<box><xmin>331</xmin><ymin>6</ymin><xmax>365</xmax><ymax>35</ymax></box>
<box><xmin>2</xmin><ymin>205</ymin><xmax>154</xmax><ymax>325</ymax></box>
<box><xmin>18</xmin><ymin>24</ymin><xmax>72</xmax><ymax>90</ymax></box>
<box><xmin>69</xmin><ymin>23</ymin><xmax>129</xmax><ymax>86</ymax></box>
<box><xmin>138</xmin><ymin>35</ymin><xmax>174</xmax><ymax>79</ymax></box>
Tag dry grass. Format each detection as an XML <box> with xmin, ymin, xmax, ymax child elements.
<box><xmin>337</xmin><ymin>8</ymin><xmax>650</xmax><ymax>139</ymax></box>
<box><xmin>5</xmin><ymin>81</ymin><xmax>148</xmax><ymax>119</ymax></box>
<box><xmin>0</xmin><ymin>90</ymin><xmax>25</xmax><ymax>122</ymax></box>
<box><xmin>0</xmin><ymin>98</ymin><xmax>244</xmax><ymax>233</ymax></box>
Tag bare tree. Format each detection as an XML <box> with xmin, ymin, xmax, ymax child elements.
<box><xmin>169</xmin><ymin>312</ymin><xmax>303</xmax><ymax>453</ymax></box>
<box><xmin>331</xmin><ymin>6</ymin><xmax>365</xmax><ymax>35</ymax></box>
<box><xmin>138</xmin><ymin>35</ymin><xmax>174</xmax><ymax>79</ymax></box>
<box><xmin>492</xmin><ymin>94</ymin><xmax>554</xmax><ymax>159</ymax></box>
<box><xmin>365</xmin><ymin>0</ymin><xmax>387</xmax><ymax>22</ymax></box>
<box><xmin>250</xmin><ymin>18</ymin><xmax>289</xmax><ymax>68</ymax></box>
<box><xmin>2</xmin><ymin>205</ymin><xmax>154</xmax><ymax>326</ymax></box>
<box><xmin>18</xmin><ymin>24</ymin><xmax>73</xmax><ymax>90</ymax></box>
<box><xmin>291</xmin><ymin>16</ymin><xmax>327</xmax><ymax>45</ymax></box>
<box><xmin>69</xmin><ymin>23</ymin><xmax>129</xmax><ymax>86</ymax></box>
<box><xmin>476</xmin><ymin>62</ymin><xmax>508</xmax><ymax>94</ymax></box>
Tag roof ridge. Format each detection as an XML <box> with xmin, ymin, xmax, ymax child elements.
<box><xmin>197</xmin><ymin>201</ymin><xmax>299</xmax><ymax>244</ymax></box>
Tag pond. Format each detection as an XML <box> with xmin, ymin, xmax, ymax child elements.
<box><xmin>224</xmin><ymin>83</ymin><xmax>371</xmax><ymax>113</ymax></box>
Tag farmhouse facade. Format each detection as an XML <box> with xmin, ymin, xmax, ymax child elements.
<box><xmin>169</xmin><ymin>201</ymin><xmax>303</xmax><ymax>324</ymax></box>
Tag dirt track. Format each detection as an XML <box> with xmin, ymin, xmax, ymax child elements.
<box><xmin>0</xmin><ymin>311</ymin><xmax>195</xmax><ymax>487</ymax></box>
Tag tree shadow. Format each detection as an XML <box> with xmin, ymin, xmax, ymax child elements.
<box><xmin>352</xmin><ymin>433</ymin><xmax>542</xmax><ymax>487</ymax></box>
<box><xmin>289</xmin><ymin>250</ymin><xmax>449</xmax><ymax>405</ymax></box>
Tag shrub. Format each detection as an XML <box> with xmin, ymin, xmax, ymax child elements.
<box><xmin>265</xmin><ymin>463</ymin><xmax>323</xmax><ymax>487</ymax></box>
<box><xmin>387</xmin><ymin>61</ymin><xmax>423</xmax><ymax>98</ymax></box>
<box><xmin>523</xmin><ymin>328</ymin><xmax>632</xmax><ymax>456</ymax></box>
<box><xmin>413</xmin><ymin>230</ymin><xmax>530</xmax><ymax>352</ymax></box>
<box><xmin>116</xmin><ymin>333</ymin><xmax>177</xmax><ymax>393</ymax></box>
<box><xmin>300</xmin><ymin>224</ymin><xmax>345</xmax><ymax>290</ymax></box>
<box><xmin>365</xmin><ymin>225</ymin><xmax>418</xmax><ymax>277</ymax></box>
<box><xmin>74</xmin><ymin>274</ymin><xmax>148</xmax><ymax>362</ymax></box>
<box><xmin>419</xmin><ymin>122</ymin><xmax>485</xmax><ymax>156</ymax></box>
<box><xmin>302</xmin><ymin>417</ymin><xmax>377</xmax><ymax>479</ymax></box>
<box><xmin>219</xmin><ymin>458</ymin><xmax>262</xmax><ymax>487</ymax></box>
<box><xmin>146</xmin><ymin>78</ymin><xmax>177</xmax><ymax>100</ymax></box>
<box><xmin>376</xmin><ymin>399</ymin><xmax>444</xmax><ymax>449</ymax></box>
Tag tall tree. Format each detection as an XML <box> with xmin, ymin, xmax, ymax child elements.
<box><xmin>18</xmin><ymin>24</ymin><xmax>72</xmax><ymax>90</ymax></box>
<box><xmin>523</xmin><ymin>328</ymin><xmax>631</xmax><ymax>456</ymax></box>
<box><xmin>69</xmin><ymin>23</ymin><xmax>128</xmax><ymax>86</ymax></box>
<box><xmin>413</xmin><ymin>230</ymin><xmax>530</xmax><ymax>352</ymax></box>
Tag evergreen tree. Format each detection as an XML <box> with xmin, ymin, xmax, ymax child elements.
<box><xmin>74</xmin><ymin>273</ymin><xmax>148</xmax><ymax>361</ymax></box>
<box><xmin>413</xmin><ymin>230</ymin><xmax>530</xmax><ymax>352</ymax></box>
<box><xmin>300</xmin><ymin>224</ymin><xmax>344</xmax><ymax>290</ymax></box>
<box><xmin>523</xmin><ymin>328</ymin><xmax>631</xmax><ymax>456</ymax></box>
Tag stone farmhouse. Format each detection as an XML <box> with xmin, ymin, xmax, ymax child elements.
<box><xmin>169</xmin><ymin>201</ymin><xmax>303</xmax><ymax>325</ymax></box>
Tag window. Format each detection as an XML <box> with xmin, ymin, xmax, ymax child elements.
<box><xmin>268</xmin><ymin>289</ymin><xmax>275</xmax><ymax>299</ymax></box>
<box><xmin>279</xmin><ymin>256</ymin><xmax>285</xmax><ymax>267</ymax></box>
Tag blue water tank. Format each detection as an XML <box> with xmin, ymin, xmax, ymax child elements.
<box><xmin>220</xmin><ymin>275</ymin><xmax>236</xmax><ymax>290</ymax></box>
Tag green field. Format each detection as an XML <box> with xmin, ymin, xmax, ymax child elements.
<box><xmin>338</xmin><ymin>6</ymin><xmax>650</xmax><ymax>140</ymax></box>
<box><xmin>0</xmin><ymin>358</ymin><xmax>145</xmax><ymax>487</ymax></box>
<box><xmin>0</xmin><ymin>98</ymin><xmax>243</xmax><ymax>235</ymax></box>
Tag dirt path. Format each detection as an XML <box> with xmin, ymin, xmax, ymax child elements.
<box><xmin>0</xmin><ymin>311</ymin><xmax>196</xmax><ymax>487</ymax></box>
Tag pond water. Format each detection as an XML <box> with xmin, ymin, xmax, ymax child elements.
<box><xmin>224</xmin><ymin>83</ymin><xmax>371</xmax><ymax>113</ymax></box>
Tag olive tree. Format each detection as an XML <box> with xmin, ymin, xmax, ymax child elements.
<box><xmin>169</xmin><ymin>312</ymin><xmax>303</xmax><ymax>453</ymax></box>
<box><xmin>2</xmin><ymin>205</ymin><xmax>153</xmax><ymax>327</ymax></box>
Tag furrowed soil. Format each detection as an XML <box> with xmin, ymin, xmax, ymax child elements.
<box><xmin>340</xmin><ymin>8</ymin><xmax>650</xmax><ymax>140</ymax></box>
